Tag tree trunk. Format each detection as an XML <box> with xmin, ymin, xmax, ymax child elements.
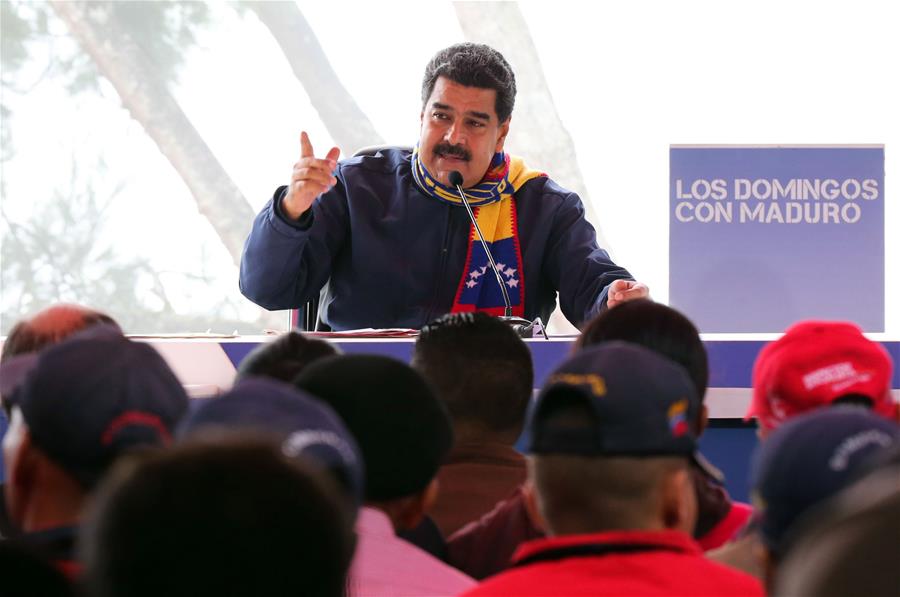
<box><xmin>49</xmin><ymin>0</ymin><xmax>254</xmax><ymax>266</ymax></box>
<box><xmin>453</xmin><ymin>1</ymin><xmax>608</xmax><ymax>248</ymax></box>
<box><xmin>247</xmin><ymin>1</ymin><xmax>383</xmax><ymax>156</ymax></box>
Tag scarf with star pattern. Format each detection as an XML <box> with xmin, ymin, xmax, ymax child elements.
<box><xmin>411</xmin><ymin>146</ymin><xmax>545</xmax><ymax>316</ymax></box>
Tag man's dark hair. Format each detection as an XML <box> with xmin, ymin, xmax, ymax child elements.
<box><xmin>1</xmin><ymin>304</ymin><xmax>120</xmax><ymax>362</ymax></box>
<box><xmin>294</xmin><ymin>354</ymin><xmax>453</xmax><ymax>503</ymax></box>
<box><xmin>412</xmin><ymin>313</ymin><xmax>533</xmax><ymax>437</ymax></box>
<box><xmin>421</xmin><ymin>43</ymin><xmax>517</xmax><ymax>122</ymax></box>
<box><xmin>235</xmin><ymin>331</ymin><xmax>339</xmax><ymax>383</ymax></box>
<box><xmin>577</xmin><ymin>300</ymin><xmax>708</xmax><ymax>432</ymax></box>
<box><xmin>80</xmin><ymin>436</ymin><xmax>354</xmax><ymax>597</ymax></box>
<box><xmin>831</xmin><ymin>393</ymin><xmax>877</xmax><ymax>409</ymax></box>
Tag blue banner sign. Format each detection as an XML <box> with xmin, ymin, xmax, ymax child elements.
<box><xmin>670</xmin><ymin>145</ymin><xmax>884</xmax><ymax>332</ymax></box>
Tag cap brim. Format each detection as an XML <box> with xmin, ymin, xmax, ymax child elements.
<box><xmin>0</xmin><ymin>352</ymin><xmax>40</xmax><ymax>399</ymax></box>
<box><xmin>691</xmin><ymin>451</ymin><xmax>725</xmax><ymax>484</ymax></box>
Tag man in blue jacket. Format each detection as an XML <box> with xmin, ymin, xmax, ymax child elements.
<box><xmin>240</xmin><ymin>43</ymin><xmax>648</xmax><ymax>330</ymax></box>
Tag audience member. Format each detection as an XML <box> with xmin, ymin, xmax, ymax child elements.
<box><xmin>449</xmin><ymin>300</ymin><xmax>747</xmax><ymax>580</ymax></box>
<box><xmin>710</xmin><ymin>319</ymin><xmax>898</xmax><ymax>577</ymax></box>
<box><xmin>411</xmin><ymin>312</ymin><xmax>533</xmax><ymax>536</ymax></box>
<box><xmin>80</xmin><ymin>436</ymin><xmax>354</xmax><ymax>597</ymax></box>
<box><xmin>0</xmin><ymin>304</ymin><xmax>121</xmax><ymax>363</ymax></box>
<box><xmin>178</xmin><ymin>376</ymin><xmax>364</xmax><ymax>511</ymax></box>
<box><xmin>461</xmin><ymin>342</ymin><xmax>763</xmax><ymax>596</ymax></box>
<box><xmin>295</xmin><ymin>354</ymin><xmax>475</xmax><ymax>597</ymax></box>
<box><xmin>0</xmin><ymin>326</ymin><xmax>188</xmax><ymax>577</ymax></box>
<box><xmin>234</xmin><ymin>330</ymin><xmax>339</xmax><ymax>383</ymax></box>
<box><xmin>749</xmin><ymin>408</ymin><xmax>898</xmax><ymax>592</ymax></box>
<box><xmin>1</xmin><ymin>304</ymin><xmax>121</xmax><ymax>538</ymax></box>
<box><xmin>577</xmin><ymin>299</ymin><xmax>751</xmax><ymax>549</ymax></box>
<box><xmin>747</xmin><ymin>320</ymin><xmax>897</xmax><ymax>437</ymax></box>
<box><xmin>773</xmin><ymin>460</ymin><xmax>900</xmax><ymax>597</ymax></box>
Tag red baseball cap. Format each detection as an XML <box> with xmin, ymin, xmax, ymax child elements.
<box><xmin>747</xmin><ymin>321</ymin><xmax>896</xmax><ymax>432</ymax></box>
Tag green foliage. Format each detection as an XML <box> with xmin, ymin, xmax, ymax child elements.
<box><xmin>0</xmin><ymin>0</ymin><xmax>39</xmax><ymax>73</ymax></box>
<box><xmin>0</xmin><ymin>158</ymin><xmax>271</xmax><ymax>335</ymax></box>
<box><xmin>1</xmin><ymin>1</ymin><xmax>212</xmax><ymax>98</ymax></box>
<box><xmin>101</xmin><ymin>0</ymin><xmax>211</xmax><ymax>85</ymax></box>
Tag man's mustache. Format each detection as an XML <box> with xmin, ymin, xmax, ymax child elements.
<box><xmin>433</xmin><ymin>143</ymin><xmax>471</xmax><ymax>161</ymax></box>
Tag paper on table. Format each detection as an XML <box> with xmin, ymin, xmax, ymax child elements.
<box><xmin>305</xmin><ymin>328</ymin><xmax>419</xmax><ymax>339</ymax></box>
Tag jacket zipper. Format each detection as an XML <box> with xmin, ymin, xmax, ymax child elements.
<box><xmin>423</xmin><ymin>207</ymin><xmax>455</xmax><ymax>324</ymax></box>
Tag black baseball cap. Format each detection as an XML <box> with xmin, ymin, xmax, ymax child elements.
<box><xmin>751</xmin><ymin>407</ymin><xmax>899</xmax><ymax>556</ymax></box>
<box><xmin>1</xmin><ymin>325</ymin><xmax>189</xmax><ymax>489</ymax></box>
<box><xmin>527</xmin><ymin>341</ymin><xmax>699</xmax><ymax>457</ymax></box>
<box><xmin>179</xmin><ymin>377</ymin><xmax>364</xmax><ymax>507</ymax></box>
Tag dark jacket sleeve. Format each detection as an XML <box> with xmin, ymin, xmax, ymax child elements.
<box><xmin>239</xmin><ymin>175</ymin><xmax>349</xmax><ymax>311</ymax></box>
<box><xmin>544</xmin><ymin>190</ymin><xmax>633</xmax><ymax>325</ymax></box>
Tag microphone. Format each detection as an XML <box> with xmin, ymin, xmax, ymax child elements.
<box><xmin>449</xmin><ymin>170</ymin><xmax>547</xmax><ymax>339</ymax></box>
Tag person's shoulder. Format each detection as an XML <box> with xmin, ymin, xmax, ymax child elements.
<box><xmin>680</xmin><ymin>552</ymin><xmax>765</xmax><ymax>595</ymax></box>
<box><xmin>339</xmin><ymin>146</ymin><xmax>412</xmax><ymax>178</ymax></box>
<box><xmin>517</xmin><ymin>174</ymin><xmax>572</xmax><ymax>199</ymax></box>
<box><xmin>515</xmin><ymin>176</ymin><xmax>585</xmax><ymax>223</ymax></box>
<box><xmin>456</xmin><ymin>567</ymin><xmax>537</xmax><ymax>597</ymax></box>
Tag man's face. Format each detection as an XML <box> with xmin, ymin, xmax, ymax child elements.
<box><xmin>419</xmin><ymin>76</ymin><xmax>511</xmax><ymax>189</ymax></box>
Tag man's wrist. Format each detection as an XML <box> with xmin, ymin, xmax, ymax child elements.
<box><xmin>274</xmin><ymin>186</ymin><xmax>314</xmax><ymax>229</ymax></box>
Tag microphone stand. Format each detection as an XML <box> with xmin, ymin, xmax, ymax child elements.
<box><xmin>450</xmin><ymin>171</ymin><xmax>548</xmax><ymax>340</ymax></box>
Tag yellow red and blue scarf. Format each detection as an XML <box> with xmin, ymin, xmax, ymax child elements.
<box><xmin>411</xmin><ymin>146</ymin><xmax>545</xmax><ymax>316</ymax></box>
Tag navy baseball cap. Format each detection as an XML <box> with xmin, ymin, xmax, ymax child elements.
<box><xmin>1</xmin><ymin>325</ymin><xmax>189</xmax><ymax>489</ymax></box>
<box><xmin>751</xmin><ymin>407</ymin><xmax>899</xmax><ymax>556</ymax></box>
<box><xmin>179</xmin><ymin>377</ymin><xmax>364</xmax><ymax>507</ymax></box>
<box><xmin>527</xmin><ymin>341</ymin><xmax>699</xmax><ymax>457</ymax></box>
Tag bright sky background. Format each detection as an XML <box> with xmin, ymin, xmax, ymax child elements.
<box><xmin>2</xmin><ymin>0</ymin><xmax>898</xmax><ymax>335</ymax></box>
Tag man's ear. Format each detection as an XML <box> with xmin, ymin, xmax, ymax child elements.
<box><xmin>758</xmin><ymin>540</ymin><xmax>778</xmax><ymax>593</ymax></box>
<box><xmin>495</xmin><ymin>118</ymin><xmax>511</xmax><ymax>153</ymax></box>
<box><xmin>396</xmin><ymin>478</ymin><xmax>439</xmax><ymax>531</ymax></box>
<box><xmin>697</xmin><ymin>404</ymin><xmax>709</xmax><ymax>436</ymax></box>
<box><xmin>4</xmin><ymin>427</ymin><xmax>39</xmax><ymax>526</ymax></box>
<box><xmin>522</xmin><ymin>479</ymin><xmax>546</xmax><ymax>533</ymax></box>
<box><xmin>660</xmin><ymin>465</ymin><xmax>696</xmax><ymax>534</ymax></box>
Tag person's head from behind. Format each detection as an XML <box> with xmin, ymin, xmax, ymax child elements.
<box><xmin>577</xmin><ymin>299</ymin><xmax>708</xmax><ymax>434</ymax></box>
<box><xmin>773</xmin><ymin>462</ymin><xmax>900</xmax><ymax>597</ymax></box>
<box><xmin>235</xmin><ymin>331</ymin><xmax>339</xmax><ymax>384</ymax></box>
<box><xmin>1</xmin><ymin>304</ymin><xmax>121</xmax><ymax>362</ymax></box>
<box><xmin>1</xmin><ymin>303</ymin><xmax>121</xmax><ymax>418</ymax></box>
<box><xmin>748</xmin><ymin>320</ymin><xmax>897</xmax><ymax>438</ymax></box>
<box><xmin>1</xmin><ymin>326</ymin><xmax>189</xmax><ymax>532</ymax></box>
<box><xmin>413</xmin><ymin>312</ymin><xmax>533</xmax><ymax>444</ymax></box>
<box><xmin>750</xmin><ymin>408</ymin><xmax>899</xmax><ymax>590</ymax></box>
<box><xmin>80</xmin><ymin>436</ymin><xmax>355</xmax><ymax>597</ymax></box>
<box><xmin>418</xmin><ymin>43</ymin><xmax>515</xmax><ymax>188</ymax></box>
<box><xmin>525</xmin><ymin>342</ymin><xmax>700</xmax><ymax>536</ymax></box>
<box><xmin>178</xmin><ymin>377</ymin><xmax>364</xmax><ymax>514</ymax></box>
<box><xmin>295</xmin><ymin>354</ymin><xmax>453</xmax><ymax>531</ymax></box>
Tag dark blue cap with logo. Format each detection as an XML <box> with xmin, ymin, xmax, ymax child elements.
<box><xmin>1</xmin><ymin>325</ymin><xmax>189</xmax><ymax>489</ymax></box>
<box><xmin>527</xmin><ymin>341</ymin><xmax>699</xmax><ymax>457</ymax></box>
<box><xmin>751</xmin><ymin>407</ymin><xmax>899</xmax><ymax>556</ymax></box>
<box><xmin>179</xmin><ymin>377</ymin><xmax>364</xmax><ymax>507</ymax></box>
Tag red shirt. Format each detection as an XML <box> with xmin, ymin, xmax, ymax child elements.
<box><xmin>432</xmin><ymin>442</ymin><xmax>527</xmax><ymax>537</ymax></box>
<box><xmin>458</xmin><ymin>530</ymin><xmax>764</xmax><ymax>597</ymax></box>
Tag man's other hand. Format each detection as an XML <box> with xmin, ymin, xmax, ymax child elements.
<box><xmin>606</xmin><ymin>279</ymin><xmax>650</xmax><ymax>308</ymax></box>
<box><xmin>282</xmin><ymin>131</ymin><xmax>341</xmax><ymax>220</ymax></box>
